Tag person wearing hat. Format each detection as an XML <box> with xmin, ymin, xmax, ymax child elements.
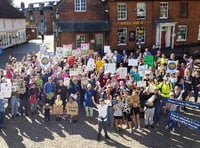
<box><xmin>92</xmin><ymin>97</ymin><xmax>111</xmax><ymax>141</ymax></box>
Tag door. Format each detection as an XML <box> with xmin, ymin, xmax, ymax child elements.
<box><xmin>161</xmin><ymin>27</ymin><xmax>166</xmax><ymax>49</ymax></box>
<box><xmin>94</xmin><ymin>33</ymin><xmax>103</xmax><ymax>54</ymax></box>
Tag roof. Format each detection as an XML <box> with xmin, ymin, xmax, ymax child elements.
<box><xmin>0</xmin><ymin>1</ymin><xmax>25</xmax><ymax>19</ymax></box>
<box><xmin>58</xmin><ymin>21</ymin><xmax>110</xmax><ymax>32</ymax></box>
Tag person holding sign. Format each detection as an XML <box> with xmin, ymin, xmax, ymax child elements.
<box><xmin>65</xmin><ymin>96</ymin><xmax>78</xmax><ymax>124</ymax></box>
<box><xmin>53</xmin><ymin>95</ymin><xmax>63</xmax><ymax>121</ymax></box>
<box><xmin>44</xmin><ymin>77</ymin><xmax>56</xmax><ymax>105</ymax></box>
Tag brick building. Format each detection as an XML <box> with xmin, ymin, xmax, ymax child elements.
<box><xmin>24</xmin><ymin>0</ymin><xmax>59</xmax><ymax>40</ymax></box>
<box><xmin>54</xmin><ymin>0</ymin><xmax>110</xmax><ymax>53</ymax></box>
<box><xmin>54</xmin><ymin>0</ymin><xmax>200</xmax><ymax>55</ymax></box>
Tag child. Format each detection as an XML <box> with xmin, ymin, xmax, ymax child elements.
<box><xmin>44</xmin><ymin>103</ymin><xmax>51</xmax><ymax>122</ymax></box>
<box><xmin>65</xmin><ymin>96</ymin><xmax>78</xmax><ymax>124</ymax></box>
<box><xmin>53</xmin><ymin>95</ymin><xmax>63</xmax><ymax>121</ymax></box>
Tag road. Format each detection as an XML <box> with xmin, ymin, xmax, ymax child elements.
<box><xmin>0</xmin><ymin>36</ymin><xmax>199</xmax><ymax>148</ymax></box>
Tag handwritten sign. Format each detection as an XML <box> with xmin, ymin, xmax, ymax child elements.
<box><xmin>144</xmin><ymin>55</ymin><xmax>154</xmax><ymax>67</ymax></box>
<box><xmin>81</xmin><ymin>43</ymin><xmax>90</xmax><ymax>55</ymax></box>
<box><xmin>53</xmin><ymin>105</ymin><xmax>63</xmax><ymax>115</ymax></box>
<box><xmin>63</xmin><ymin>44</ymin><xmax>72</xmax><ymax>57</ymax></box>
<box><xmin>40</xmin><ymin>54</ymin><xmax>50</xmax><ymax>68</ymax></box>
<box><xmin>72</xmin><ymin>48</ymin><xmax>82</xmax><ymax>58</ymax></box>
<box><xmin>104</xmin><ymin>45</ymin><xmax>111</xmax><ymax>54</ymax></box>
<box><xmin>0</xmin><ymin>83</ymin><xmax>12</xmax><ymax>98</ymax></box>
<box><xmin>66</xmin><ymin>102</ymin><xmax>78</xmax><ymax>115</ymax></box>
<box><xmin>104</xmin><ymin>63</ymin><xmax>116</xmax><ymax>74</ymax></box>
<box><xmin>87</xmin><ymin>58</ymin><xmax>95</xmax><ymax>71</ymax></box>
<box><xmin>128</xmin><ymin>59</ymin><xmax>138</xmax><ymax>66</ymax></box>
<box><xmin>118</xmin><ymin>67</ymin><xmax>127</xmax><ymax>79</ymax></box>
<box><xmin>69</xmin><ymin>68</ymin><xmax>83</xmax><ymax>76</ymax></box>
<box><xmin>56</xmin><ymin>47</ymin><xmax>63</xmax><ymax>58</ymax></box>
<box><xmin>137</xmin><ymin>81</ymin><xmax>146</xmax><ymax>87</ymax></box>
<box><xmin>138</xmin><ymin>65</ymin><xmax>148</xmax><ymax>77</ymax></box>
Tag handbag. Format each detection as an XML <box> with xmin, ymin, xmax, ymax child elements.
<box><xmin>29</xmin><ymin>94</ymin><xmax>37</xmax><ymax>104</ymax></box>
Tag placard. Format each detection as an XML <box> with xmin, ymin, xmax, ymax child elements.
<box><xmin>63</xmin><ymin>44</ymin><xmax>72</xmax><ymax>57</ymax></box>
<box><xmin>137</xmin><ymin>81</ymin><xmax>146</xmax><ymax>87</ymax></box>
<box><xmin>66</xmin><ymin>103</ymin><xmax>78</xmax><ymax>115</ymax></box>
<box><xmin>72</xmin><ymin>48</ymin><xmax>82</xmax><ymax>58</ymax></box>
<box><xmin>87</xmin><ymin>58</ymin><xmax>95</xmax><ymax>71</ymax></box>
<box><xmin>144</xmin><ymin>55</ymin><xmax>154</xmax><ymax>67</ymax></box>
<box><xmin>69</xmin><ymin>68</ymin><xmax>83</xmax><ymax>76</ymax></box>
<box><xmin>55</xmin><ymin>47</ymin><xmax>63</xmax><ymax>58</ymax></box>
<box><xmin>53</xmin><ymin>105</ymin><xmax>63</xmax><ymax>115</ymax></box>
<box><xmin>81</xmin><ymin>43</ymin><xmax>90</xmax><ymax>55</ymax></box>
<box><xmin>104</xmin><ymin>45</ymin><xmax>111</xmax><ymax>54</ymax></box>
<box><xmin>0</xmin><ymin>83</ymin><xmax>12</xmax><ymax>98</ymax></box>
<box><xmin>104</xmin><ymin>63</ymin><xmax>116</xmax><ymax>74</ymax></box>
<box><xmin>40</xmin><ymin>54</ymin><xmax>50</xmax><ymax>68</ymax></box>
<box><xmin>64</xmin><ymin>78</ymin><xmax>70</xmax><ymax>87</ymax></box>
<box><xmin>118</xmin><ymin>67</ymin><xmax>127</xmax><ymax>79</ymax></box>
<box><xmin>128</xmin><ymin>59</ymin><xmax>138</xmax><ymax>66</ymax></box>
<box><xmin>167</xmin><ymin>60</ymin><xmax>177</xmax><ymax>73</ymax></box>
<box><xmin>138</xmin><ymin>65</ymin><xmax>148</xmax><ymax>77</ymax></box>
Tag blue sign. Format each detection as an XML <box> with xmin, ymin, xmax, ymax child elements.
<box><xmin>167</xmin><ymin>99</ymin><xmax>200</xmax><ymax>110</ymax></box>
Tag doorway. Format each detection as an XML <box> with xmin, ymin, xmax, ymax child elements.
<box><xmin>94</xmin><ymin>33</ymin><xmax>103</xmax><ymax>54</ymax></box>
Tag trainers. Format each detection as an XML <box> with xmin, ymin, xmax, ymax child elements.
<box><xmin>144</xmin><ymin>125</ymin><xmax>148</xmax><ymax>129</ymax></box>
<box><xmin>132</xmin><ymin>126</ymin><xmax>136</xmax><ymax>130</ymax></box>
<box><xmin>137</xmin><ymin>126</ymin><xmax>141</xmax><ymax>130</ymax></box>
<box><xmin>165</xmin><ymin>125</ymin><xmax>169</xmax><ymax>130</ymax></box>
<box><xmin>128</xmin><ymin>128</ymin><xmax>132</xmax><ymax>134</ymax></box>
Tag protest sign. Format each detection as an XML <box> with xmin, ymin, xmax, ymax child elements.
<box><xmin>87</xmin><ymin>58</ymin><xmax>95</xmax><ymax>71</ymax></box>
<box><xmin>72</xmin><ymin>48</ymin><xmax>82</xmax><ymax>58</ymax></box>
<box><xmin>138</xmin><ymin>65</ymin><xmax>148</xmax><ymax>76</ymax></box>
<box><xmin>64</xmin><ymin>78</ymin><xmax>70</xmax><ymax>87</ymax></box>
<box><xmin>81</xmin><ymin>43</ymin><xmax>89</xmax><ymax>55</ymax></box>
<box><xmin>53</xmin><ymin>105</ymin><xmax>63</xmax><ymax>115</ymax></box>
<box><xmin>118</xmin><ymin>67</ymin><xmax>127</xmax><ymax>79</ymax></box>
<box><xmin>0</xmin><ymin>83</ymin><xmax>12</xmax><ymax>98</ymax></box>
<box><xmin>69</xmin><ymin>68</ymin><xmax>83</xmax><ymax>76</ymax></box>
<box><xmin>40</xmin><ymin>54</ymin><xmax>50</xmax><ymax>68</ymax></box>
<box><xmin>104</xmin><ymin>63</ymin><xmax>116</xmax><ymax>74</ymax></box>
<box><xmin>137</xmin><ymin>81</ymin><xmax>146</xmax><ymax>87</ymax></box>
<box><xmin>170</xmin><ymin>112</ymin><xmax>200</xmax><ymax>131</ymax></box>
<box><xmin>15</xmin><ymin>62</ymin><xmax>23</xmax><ymax>71</ymax></box>
<box><xmin>55</xmin><ymin>47</ymin><xmax>63</xmax><ymax>58</ymax></box>
<box><xmin>167</xmin><ymin>60</ymin><xmax>177</xmax><ymax>73</ymax></box>
<box><xmin>104</xmin><ymin>45</ymin><xmax>111</xmax><ymax>54</ymax></box>
<box><xmin>66</xmin><ymin>103</ymin><xmax>78</xmax><ymax>115</ymax></box>
<box><xmin>63</xmin><ymin>44</ymin><xmax>72</xmax><ymax>57</ymax></box>
<box><xmin>128</xmin><ymin>59</ymin><xmax>138</xmax><ymax>66</ymax></box>
<box><xmin>144</xmin><ymin>55</ymin><xmax>154</xmax><ymax>67</ymax></box>
<box><xmin>40</xmin><ymin>44</ymin><xmax>47</xmax><ymax>54</ymax></box>
<box><xmin>167</xmin><ymin>99</ymin><xmax>200</xmax><ymax>110</ymax></box>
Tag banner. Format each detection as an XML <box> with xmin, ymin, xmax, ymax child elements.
<box><xmin>81</xmin><ymin>43</ymin><xmax>90</xmax><ymax>55</ymax></box>
<box><xmin>104</xmin><ymin>63</ymin><xmax>116</xmax><ymax>74</ymax></box>
<box><xmin>118</xmin><ymin>67</ymin><xmax>127</xmax><ymax>79</ymax></box>
<box><xmin>170</xmin><ymin>112</ymin><xmax>200</xmax><ymax>131</ymax></box>
<box><xmin>55</xmin><ymin>47</ymin><xmax>63</xmax><ymax>58</ymax></box>
<box><xmin>128</xmin><ymin>59</ymin><xmax>138</xmax><ymax>66</ymax></box>
<box><xmin>138</xmin><ymin>65</ymin><xmax>148</xmax><ymax>77</ymax></box>
<box><xmin>167</xmin><ymin>99</ymin><xmax>200</xmax><ymax>110</ymax></box>
<box><xmin>167</xmin><ymin>60</ymin><xmax>177</xmax><ymax>73</ymax></box>
<box><xmin>144</xmin><ymin>55</ymin><xmax>154</xmax><ymax>67</ymax></box>
<box><xmin>40</xmin><ymin>54</ymin><xmax>50</xmax><ymax>68</ymax></box>
<box><xmin>63</xmin><ymin>44</ymin><xmax>72</xmax><ymax>57</ymax></box>
<box><xmin>0</xmin><ymin>83</ymin><xmax>12</xmax><ymax>98</ymax></box>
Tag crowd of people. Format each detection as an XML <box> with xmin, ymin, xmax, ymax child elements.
<box><xmin>0</xmin><ymin>46</ymin><xmax>199</xmax><ymax>140</ymax></box>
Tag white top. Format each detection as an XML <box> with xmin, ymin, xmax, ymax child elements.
<box><xmin>97</xmin><ymin>104</ymin><xmax>108</xmax><ymax>121</ymax></box>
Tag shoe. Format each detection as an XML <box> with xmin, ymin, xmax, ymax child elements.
<box><xmin>72</xmin><ymin>120</ymin><xmax>77</xmax><ymax>124</ymax></box>
<box><xmin>128</xmin><ymin>128</ymin><xmax>132</xmax><ymax>134</ymax></box>
<box><xmin>172</xmin><ymin>128</ymin><xmax>175</xmax><ymax>132</ymax></box>
<box><xmin>132</xmin><ymin>126</ymin><xmax>136</xmax><ymax>130</ymax></box>
<box><xmin>105</xmin><ymin>135</ymin><xmax>111</xmax><ymax>140</ymax></box>
<box><xmin>11</xmin><ymin>115</ymin><xmax>15</xmax><ymax>119</ymax></box>
<box><xmin>137</xmin><ymin>126</ymin><xmax>141</xmax><ymax>130</ymax></box>
<box><xmin>144</xmin><ymin>125</ymin><xmax>148</xmax><ymax>129</ymax></box>
<box><xmin>97</xmin><ymin>134</ymin><xmax>101</xmax><ymax>141</ymax></box>
<box><xmin>165</xmin><ymin>125</ymin><xmax>169</xmax><ymax>130</ymax></box>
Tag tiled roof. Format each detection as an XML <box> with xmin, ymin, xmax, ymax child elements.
<box><xmin>0</xmin><ymin>1</ymin><xmax>25</xmax><ymax>19</ymax></box>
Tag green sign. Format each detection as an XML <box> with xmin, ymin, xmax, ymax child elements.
<box><xmin>144</xmin><ymin>55</ymin><xmax>154</xmax><ymax>67</ymax></box>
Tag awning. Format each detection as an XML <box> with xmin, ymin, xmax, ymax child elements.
<box><xmin>155</xmin><ymin>19</ymin><xmax>176</xmax><ymax>24</ymax></box>
<box><xmin>58</xmin><ymin>20</ymin><xmax>110</xmax><ymax>32</ymax></box>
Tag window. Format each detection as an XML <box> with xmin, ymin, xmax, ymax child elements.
<box><xmin>117</xmin><ymin>28</ymin><xmax>127</xmax><ymax>45</ymax></box>
<box><xmin>136</xmin><ymin>3</ymin><xmax>146</xmax><ymax>19</ymax></box>
<box><xmin>75</xmin><ymin>0</ymin><xmax>86</xmax><ymax>12</ymax></box>
<box><xmin>177</xmin><ymin>25</ymin><xmax>187</xmax><ymax>41</ymax></box>
<box><xmin>117</xmin><ymin>3</ymin><xmax>127</xmax><ymax>20</ymax></box>
<box><xmin>76</xmin><ymin>34</ymin><xmax>85</xmax><ymax>48</ymax></box>
<box><xmin>180</xmin><ymin>2</ymin><xmax>188</xmax><ymax>18</ymax></box>
<box><xmin>160</xmin><ymin>2</ymin><xmax>168</xmax><ymax>19</ymax></box>
<box><xmin>198</xmin><ymin>25</ymin><xmax>200</xmax><ymax>40</ymax></box>
<box><xmin>136</xmin><ymin>27</ymin><xmax>145</xmax><ymax>44</ymax></box>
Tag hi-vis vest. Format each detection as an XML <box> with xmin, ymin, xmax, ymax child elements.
<box><xmin>157</xmin><ymin>82</ymin><xmax>173</xmax><ymax>98</ymax></box>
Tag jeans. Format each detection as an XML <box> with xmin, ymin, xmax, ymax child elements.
<box><xmin>193</xmin><ymin>88</ymin><xmax>199</xmax><ymax>103</ymax></box>
<box><xmin>154</xmin><ymin>104</ymin><xmax>161</xmax><ymax>124</ymax></box>
<box><xmin>107</xmin><ymin>106</ymin><xmax>114</xmax><ymax>127</ymax></box>
<box><xmin>19</xmin><ymin>99</ymin><xmax>29</xmax><ymax>115</ymax></box>
<box><xmin>85</xmin><ymin>106</ymin><xmax>93</xmax><ymax>117</ymax></box>
<box><xmin>11</xmin><ymin>97</ymin><xmax>19</xmax><ymax>116</ymax></box>
<box><xmin>0</xmin><ymin>111</ymin><xmax>4</xmax><ymax>126</ymax></box>
<box><xmin>166</xmin><ymin>111</ymin><xmax>177</xmax><ymax>128</ymax></box>
<box><xmin>144</xmin><ymin>107</ymin><xmax>155</xmax><ymax>125</ymax></box>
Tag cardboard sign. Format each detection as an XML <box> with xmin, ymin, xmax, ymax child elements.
<box><xmin>66</xmin><ymin>102</ymin><xmax>78</xmax><ymax>115</ymax></box>
<box><xmin>87</xmin><ymin>58</ymin><xmax>95</xmax><ymax>71</ymax></box>
<box><xmin>128</xmin><ymin>59</ymin><xmax>138</xmax><ymax>66</ymax></box>
<box><xmin>63</xmin><ymin>44</ymin><xmax>72</xmax><ymax>57</ymax></box>
<box><xmin>53</xmin><ymin>105</ymin><xmax>63</xmax><ymax>115</ymax></box>
<box><xmin>167</xmin><ymin>60</ymin><xmax>177</xmax><ymax>73</ymax></box>
<box><xmin>69</xmin><ymin>68</ymin><xmax>83</xmax><ymax>76</ymax></box>
<box><xmin>0</xmin><ymin>83</ymin><xmax>12</xmax><ymax>98</ymax></box>
<box><xmin>144</xmin><ymin>55</ymin><xmax>154</xmax><ymax>67</ymax></box>
<box><xmin>118</xmin><ymin>67</ymin><xmax>127</xmax><ymax>79</ymax></box>
<box><xmin>72</xmin><ymin>48</ymin><xmax>82</xmax><ymax>58</ymax></box>
<box><xmin>104</xmin><ymin>63</ymin><xmax>116</xmax><ymax>74</ymax></box>
<box><xmin>138</xmin><ymin>65</ymin><xmax>148</xmax><ymax>77</ymax></box>
<box><xmin>81</xmin><ymin>43</ymin><xmax>90</xmax><ymax>55</ymax></box>
<box><xmin>64</xmin><ymin>78</ymin><xmax>70</xmax><ymax>87</ymax></box>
